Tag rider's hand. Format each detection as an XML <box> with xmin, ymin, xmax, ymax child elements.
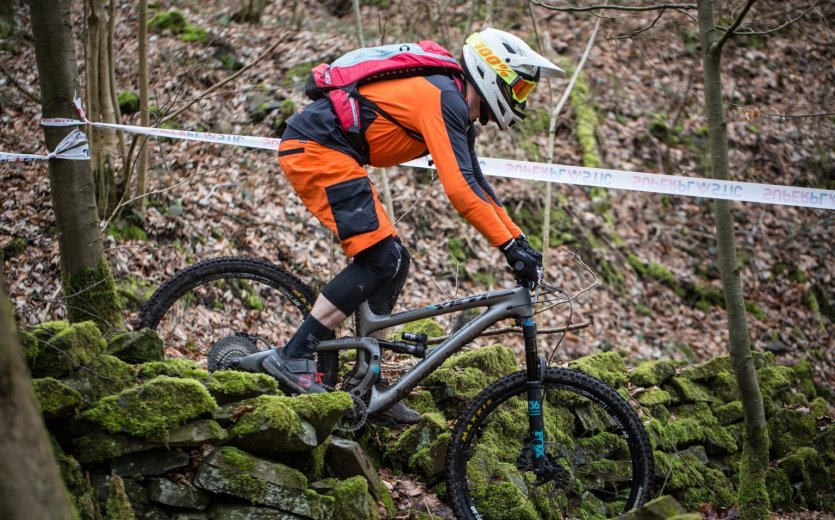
<box><xmin>515</xmin><ymin>234</ymin><xmax>543</xmax><ymax>263</ymax></box>
<box><xmin>500</xmin><ymin>238</ymin><xmax>543</xmax><ymax>289</ymax></box>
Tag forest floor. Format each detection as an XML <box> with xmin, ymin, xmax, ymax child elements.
<box><xmin>1</xmin><ymin>0</ymin><xmax>834</xmax><ymax>517</ymax></box>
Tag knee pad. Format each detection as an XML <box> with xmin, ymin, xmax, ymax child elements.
<box><xmin>353</xmin><ymin>236</ymin><xmax>403</xmax><ymax>282</ymax></box>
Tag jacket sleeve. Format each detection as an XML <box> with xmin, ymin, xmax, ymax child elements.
<box><xmin>415</xmin><ymin>89</ymin><xmax>519</xmax><ymax>247</ymax></box>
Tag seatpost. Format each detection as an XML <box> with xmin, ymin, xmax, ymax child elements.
<box><xmin>520</xmin><ymin>315</ymin><xmax>546</xmax><ymax>473</ymax></box>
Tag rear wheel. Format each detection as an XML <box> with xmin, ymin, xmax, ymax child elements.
<box><xmin>139</xmin><ymin>257</ymin><xmax>338</xmax><ymax>386</ymax></box>
<box><xmin>446</xmin><ymin>368</ymin><xmax>653</xmax><ymax>519</ymax></box>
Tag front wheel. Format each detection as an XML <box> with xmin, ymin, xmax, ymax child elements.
<box><xmin>446</xmin><ymin>368</ymin><xmax>653</xmax><ymax>519</ymax></box>
<box><xmin>138</xmin><ymin>257</ymin><xmax>338</xmax><ymax>387</ymax></box>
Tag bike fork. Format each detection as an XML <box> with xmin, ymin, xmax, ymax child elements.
<box><xmin>521</xmin><ymin>317</ymin><xmax>547</xmax><ymax>474</ymax></box>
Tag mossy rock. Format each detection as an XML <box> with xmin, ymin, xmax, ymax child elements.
<box><xmin>680</xmin><ymin>353</ymin><xmax>772</xmax><ymax>381</ymax></box>
<box><xmin>768</xmin><ymin>408</ymin><xmax>816</xmax><ymax>458</ymax></box>
<box><xmin>709</xmin><ymin>371</ymin><xmax>739</xmax><ymax>402</ymax></box>
<box><xmin>19</xmin><ymin>320</ymin><xmax>70</xmax><ymax>366</ymax></box>
<box><xmin>137</xmin><ymin>358</ymin><xmax>208</xmax><ymax>380</ymax></box>
<box><xmin>228</xmin><ymin>394</ymin><xmax>351</xmax><ymax>455</ymax></box>
<box><xmin>32</xmin><ymin>377</ymin><xmax>83</xmax><ymax>420</ymax></box>
<box><xmin>284</xmin><ymin>392</ymin><xmax>354</xmax><ymax>443</ymax></box>
<box><xmin>329</xmin><ymin>476</ymin><xmax>380</xmax><ymax>520</ymax></box>
<box><xmin>51</xmin><ymin>438</ymin><xmax>101</xmax><ymax>518</ymax></box>
<box><xmin>117</xmin><ymin>91</ymin><xmax>139</xmax><ymax>114</ymax></box>
<box><xmin>194</xmin><ymin>446</ymin><xmax>333</xmax><ymax>519</ymax></box>
<box><xmin>765</xmin><ymin>467</ymin><xmax>793</xmax><ymax>507</ymax></box>
<box><xmin>105</xmin><ymin>475</ymin><xmax>135</xmax><ymax>519</ymax></box>
<box><xmin>30</xmin><ymin>321</ymin><xmax>106</xmax><ymax>378</ymax></box>
<box><xmin>756</xmin><ymin>365</ymin><xmax>795</xmax><ymax>399</ymax></box>
<box><xmin>629</xmin><ymin>360</ymin><xmax>677</xmax><ymax>387</ymax></box>
<box><xmin>424</xmin><ymin>344</ymin><xmax>518</xmax><ymax>418</ymax></box>
<box><xmin>649</xmin><ymin>417</ymin><xmax>705</xmax><ymax>450</ymax></box>
<box><xmin>409</xmin><ymin>432</ymin><xmax>449</xmax><ymax>480</ymax></box>
<box><xmin>69</xmin><ymin>353</ymin><xmax>135</xmax><ymax>403</ymax></box>
<box><xmin>817</xmin><ymin>424</ymin><xmax>835</xmax><ymax>462</ymax></box>
<box><xmin>714</xmin><ymin>400</ymin><xmax>744</xmax><ymax>425</ymax></box>
<box><xmin>778</xmin><ymin>446</ymin><xmax>835</xmax><ymax>510</ymax></box>
<box><xmin>82</xmin><ymin>376</ymin><xmax>217</xmax><ymax>438</ymax></box>
<box><xmin>404</xmin><ymin>389</ymin><xmax>441</xmax><ymax>416</ymax></box>
<box><xmin>635</xmin><ymin>388</ymin><xmax>673</xmax><ymax>407</ymax></box>
<box><xmin>665</xmin><ymin>452</ymin><xmax>734</xmax><ymax>510</ymax></box>
<box><xmin>388</xmin><ymin>412</ymin><xmax>447</xmax><ymax>469</ymax></box>
<box><xmin>398</xmin><ymin>318</ymin><xmax>446</xmax><ymax>339</ymax></box>
<box><xmin>662</xmin><ymin>376</ymin><xmax>711</xmax><ymax>404</ymax></box>
<box><xmin>107</xmin><ymin>328</ymin><xmax>164</xmax><ymax>363</ymax></box>
<box><xmin>568</xmin><ymin>351</ymin><xmax>628</xmax><ymax>388</ymax></box>
<box><xmin>203</xmin><ymin>370</ymin><xmax>278</xmax><ymax>404</ymax></box>
<box><xmin>792</xmin><ymin>360</ymin><xmax>817</xmax><ymax>400</ymax></box>
<box><xmin>614</xmin><ymin>495</ymin><xmax>686</xmax><ymax>520</ymax></box>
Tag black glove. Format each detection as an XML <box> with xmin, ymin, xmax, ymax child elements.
<box><xmin>515</xmin><ymin>234</ymin><xmax>543</xmax><ymax>263</ymax></box>
<box><xmin>500</xmin><ymin>238</ymin><xmax>543</xmax><ymax>289</ymax></box>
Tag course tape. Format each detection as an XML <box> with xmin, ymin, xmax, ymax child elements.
<box><xmin>19</xmin><ymin>96</ymin><xmax>834</xmax><ymax>211</ymax></box>
<box><xmin>0</xmin><ymin>129</ymin><xmax>90</xmax><ymax>163</ymax></box>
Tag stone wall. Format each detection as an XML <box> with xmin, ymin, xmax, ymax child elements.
<box><xmin>21</xmin><ymin>320</ymin><xmax>835</xmax><ymax>519</ymax></box>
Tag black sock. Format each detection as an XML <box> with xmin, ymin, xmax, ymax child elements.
<box><xmin>282</xmin><ymin>316</ymin><xmax>332</xmax><ymax>359</ymax></box>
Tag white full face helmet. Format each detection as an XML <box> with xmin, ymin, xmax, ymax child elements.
<box><xmin>462</xmin><ymin>28</ymin><xmax>564</xmax><ymax>130</ymax></box>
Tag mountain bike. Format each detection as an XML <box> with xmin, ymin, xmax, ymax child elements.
<box><xmin>139</xmin><ymin>256</ymin><xmax>654</xmax><ymax>519</ymax></box>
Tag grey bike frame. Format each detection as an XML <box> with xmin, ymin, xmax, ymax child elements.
<box><xmin>315</xmin><ymin>285</ymin><xmax>535</xmax><ymax>416</ymax></box>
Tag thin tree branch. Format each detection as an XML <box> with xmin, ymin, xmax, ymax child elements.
<box><xmin>529</xmin><ymin>0</ymin><xmax>695</xmax><ymax>12</ymax></box>
<box><xmin>160</xmin><ymin>33</ymin><xmax>287</xmax><ymax>124</ymax></box>
<box><xmin>727</xmin><ymin>1</ymin><xmax>821</xmax><ymax>37</ymax></box>
<box><xmin>608</xmin><ymin>8</ymin><xmax>666</xmax><ymax>40</ymax></box>
<box><xmin>714</xmin><ymin>0</ymin><xmax>757</xmax><ymax>50</ymax></box>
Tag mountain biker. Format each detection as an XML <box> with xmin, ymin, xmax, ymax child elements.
<box><xmin>232</xmin><ymin>28</ymin><xmax>563</xmax><ymax>423</ymax></box>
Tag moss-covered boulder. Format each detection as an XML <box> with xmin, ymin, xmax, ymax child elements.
<box><xmin>32</xmin><ymin>377</ymin><xmax>83</xmax><ymax>420</ymax></box>
<box><xmin>68</xmin><ymin>353</ymin><xmax>135</xmax><ymax>403</ymax></box>
<box><xmin>388</xmin><ymin>412</ymin><xmax>447</xmax><ymax>473</ymax></box>
<box><xmin>630</xmin><ymin>360</ymin><xmax>677</xmax><ymax>387</ymax></box>
<box><xmin>52</xmin><ymin>438</ymin><xmax>102</xmax><ymax>519</ymax></box>
<box><xmin>107</xmin><ymin>328</ymin><xmax>164</xmax><ymax>363</ymax></box>
<box><xmin>229</xmin><ymin>395</ymin><xmax>322</xmax><ymax>456</ymax></box>
<box><xmin>29</xmin><ymin>321</ymin><xmax>106</xmax><ymax>378</ymax></box>
<box><xmin>204</xmin><ymin>370</ymin><xmax>279</xmax><ymax>404</ymax></box>
<box><xmin>398</xmin><ymin>317</ymin><xmax>445</xmax><ymax>339</ymax></box>
<box><xmin>663</xmin><ymin>376</ymin><xmax>712</xmax><ymax>404</ymax></box>
<box><xmin>424</xmin><ymin>344</ymin><xmax>518</xmax><ymax>418</ymax></box>
<box><xmin>329</xmin><ymin>476</ymin><xmax>380</xmax><ymax>520</ymax></box>
<box><xmin>19</xmin><ymin>320</ymin><xmax>69</xmax><ymax>366</ymax></box>
<box><xmin>569</xmin><ymin>351</ymin><xmax>628</xmax><ymax>388</ymax></box>
<box><xmin>137</xmin><ymin>358</ymin><xmax>207</xmax><ymax>380</ymax></box>
<box><xmin>82</xmin><ymin>376</ymin><xmax>217</xmax><ymax>438</ymax></box>
<box><xmin>756</xmin><ymin>365</ymin><xmax>795</xmax><ymax>400</ymax></box>
<box><xmin>194</xmin><ymin>446</ymin><xmax>333</xmax><ymax>519</ymax></box>
<box><xmin>283</xmin><ymin>392</ymin><xmax>354</xmax><ymax>443</ymax></box>
<box><xmin>614</xmin><ymin>495</ymin><xmax>686</xmax><ymax>520</ymax></box>
<box><xmin>768</xmin><ymin>408</ymin><xmax>817</xmax><ymax>458</ymax></box>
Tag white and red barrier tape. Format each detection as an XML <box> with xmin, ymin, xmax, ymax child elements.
<box><xmin>0</xmin><ymin>129</ymin><xmax>90</xmax><ymax>163</ymax></box>
<box><xmin>2</xmin><ymin>97</ymin><xmax>831</xmax><ymax>210</ymax></box>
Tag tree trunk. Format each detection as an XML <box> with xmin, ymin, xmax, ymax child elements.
<box><xmin>134</xmin><ymin>0</ymin><xmax>150</xmax><ymax>212</ymax></box>
<box><xmin>29</xmin><ymin>0</ymin><xmax>123</xmax><ymax>334</ymax></box>
<box><xmin>0</xmin><ymin>276</ymin><xmax>76</xmax><ymax>519</ymax></box>
<box><xmin>86</xmin><ymin>0</ymin><xmax>119</xmax><ymax>218</ymax></box>
<box><xmin>696</xmin><ymin>2</ymin><xmax>770</xmax><ymax>518</ymax></box>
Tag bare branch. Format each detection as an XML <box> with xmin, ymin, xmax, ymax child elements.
<box><xmin>608</xmin><ymin>8</ymin><xmax>666</xmax><ymax>40</ymax></box>
<box><xmin>529</xmin><ymin>0</ymin><xmax>696</xmax><ymax>12</ymax></box>
<box><xmin>715</xmin><ymin>0</ymin><xmax>757</xmax><ymax>50</ymax></box>
<box><xmin>729</xmin><ymin>1</ymin><xmax>822</xmax><ymax>37</ymax></box>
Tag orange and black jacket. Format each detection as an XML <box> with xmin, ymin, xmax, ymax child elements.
<box><xmin>283</xmin><ymin>74</ymin><xmax>522</xmax><ymax>247</ymax></box>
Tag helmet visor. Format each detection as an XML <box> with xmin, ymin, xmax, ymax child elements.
<box><xmin>466</xmin><ymin>33</ymin><xmax>539</xmax><ymax>103</ymax></box>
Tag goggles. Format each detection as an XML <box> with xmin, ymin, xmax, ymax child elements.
<box><xmin>466</xmin><ymin>33</ymin><xmax>539</xmax><ymax>103</ymax></box>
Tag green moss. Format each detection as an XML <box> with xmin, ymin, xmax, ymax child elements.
<box><xmin>653</xmin><ymin>417</ymin><xmax>705</xmax><ymax>450</ymax></box>
<box><xmin>1</xmin><ymin>236</ymin><xmax>27</xmax><ymax>258</ymax></box>
<box><xmin>404</xmin><ymin>389</ymin><xmax>440</xmax><ymax>415</ymax></box>
<box><xmin>283</xmin><ymin>61</ymin><xmax>316</xmax><ymax>88</ymax></box>
<box><xmin>765</xmin><ymin>467</ymin><xmax>793</xmax><ymax>507</ymax></box>
<box><xmin>138</xmin><ymin>359</ymin><xmax>208</xmax><ymax>380</ymax></box>
<box><xmin>630</xmin><ymin>360</ymin><xmax>677</xmax><ymax>387</ymax></box>
<box><xmin>330</xmin><ymin>476</ymin><xmax>380</xmax><ymax>520</ymax></box>
<box><xmin>663</xmin><ymin>376</ymin><xmax>712</xmax><ymax>403</ymax></box>
<box><xmin>19</xmin><ymin>320</ymin><xmax>70</xmax><ymax>367</ymax></box>
<box><xmin>390</xmin><ymin>412</ymin><xmax>447</xmax><ymax>468</ymax></box>
<box><xmin>756</xmin><ymin>365</ymin><xmax>795</xmax><ymax>400</ymax></box>
<box><xmin>768</xmin><ymin>408</ymin><xmax>816</xmax><ymax>457</ymax></box>
<box><xmin>82</xmin><ymin>376</ymin><xmax>217</xmax><ymax>438</ymax></box>
<box><xmin>148</xmin><ymin>9</ymin><xmax>207</xmax><ymax>43</ymax></box>
<box><xmin>32</xmin><ymin>377</ymin><xmax>83</xmax><ymax>418</ymax></box>
<box><xmin>284</xmin><ymin>392</ymin><xmax>354</xmax><ymax>441</ymax></box>
<box><xmin>636</xmin><ymin>388</ymin><xmax>673</xmax><ymax>407</ymax></box>
<box><xmin>710</xmin><ymin>371</ymin><xmax>739</xmax><ymax>402</ymax></box>
<box><xmin>51</xmin><ymin>439</ymin><xmax>98</xmax><ymax>518</ymax></box>
<box><xmin>203</xmin><ymin>370</ymin><xmax>278</xmax><ymax>403</ymax></box>
<box><xmin>117</xmin><ymin>92</ymin><xmax>139</xmax><ymax>114</ymax></box>
<box><xmin>105</xmin><ymin>475</ymin><xmax>135</xmax><ymax>519</ymax></box>
<box><xmin>63</xmin><ymin>258</ymin><xmax>123</xmax><ymax>332</ymax></box>
<box><xmin>400</xmin><ymin>318</ymin><xmax>446</xmax><ymax>339</ymax></box>
<box><xmin>107</xmin><ymin>222</ymin><xmax>147</xmax><ymax>241</ymax></box>
<box><xmin>810</xmin><ymin>396</ymin><xmax>830</xmax><ymax>419</ymax></box>
<box><xmin>77</xmin><ymin>354</ymin><xmax>135</xmax><ymax>402</ymax></box>
<box><xmin>714</xmin><ymin>400</ymin><xmax>744</xmax><ymax>425</ymax></box>
<box><xmin>793</xmin><ymin>360</ymin><xmax>817</xmax><ymax>400</ymax></box>
<box><xmin>217</xmin><ymin>446</ymin><xmax>268</xmax><ymax>500</ymax></box>
<box><xmin>476</xmin><ymin>481</ymin><xmax>539</xmax><ymax>519</ymax></box>
<box><xmin>568</xmin><ymin>351</ymin><xmax>628</xmax><ymax>388</ymax></box>
<box><xmin>31</xmin><ymin>321</ymin><xmax>106</xmax><ymax>378</ymax></box>
<box><xmin>107</xmin><ymin>328</ymin><xmax>164</xmax><ymax>363</ymax></box>
<box><xmin>228</xmin><ymin>395</ymin><xmax>302</xmax><ymax>437</ymax></box>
